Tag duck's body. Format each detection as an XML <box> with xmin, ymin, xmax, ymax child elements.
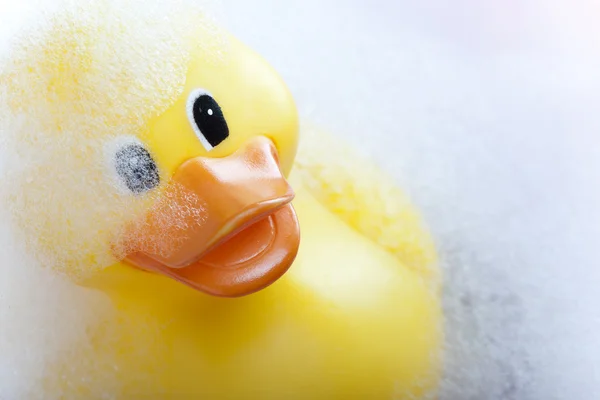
<box><xmin>71</xmin><ymin>168</ymin><xmax>441</xmax><ymax>399</ymax></box>
<box><xmin>0</xmin><ymin>2</ymin><xmax>442</xmax><ymax>398</ymax></box>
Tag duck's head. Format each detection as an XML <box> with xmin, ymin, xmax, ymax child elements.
<box><xmin>111</xmin><ymin>36</ymin><xmax>300</xmax><ymax>297</ymax></box>
<box><xmin>1</xmin><ymin>1</ymin><xmax>300</xmax><ymax>297</ymax></box>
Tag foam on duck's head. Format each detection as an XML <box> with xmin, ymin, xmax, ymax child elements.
<box><xmin>0</xmin><ymin>0</ymin><xmax>228</xmax><ymax>279</ymax></box>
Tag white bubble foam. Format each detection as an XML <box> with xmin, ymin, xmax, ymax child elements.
<box><xmin>0</xmin><ymin>0</ymin><xmax>224</xmax><ymax>278</ymax></box>
<box><xmin>0</xmin><ymin>1</ymin><xmax>224</xmax><ymax>397</ymax></box>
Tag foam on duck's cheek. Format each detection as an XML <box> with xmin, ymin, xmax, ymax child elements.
<box><xmin>115</xmin><ymin>181</ymin><xmax>209</xmax><ymax>261</ymax></box>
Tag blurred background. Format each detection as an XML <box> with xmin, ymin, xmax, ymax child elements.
<box><xmin>214</xmin><ymin>1</ymin><xmax>600</xmax><ymax>399</ymax></box>
<box><xmin>1</xmin><ymin>0</ymin><xmax>600</xmax><ymax>398</ymax></box>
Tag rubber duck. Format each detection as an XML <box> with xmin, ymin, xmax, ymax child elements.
<box><xmin>0</xmin><ymin>3</ymin><xmax>442</xmax><ymax>399</ymax></box>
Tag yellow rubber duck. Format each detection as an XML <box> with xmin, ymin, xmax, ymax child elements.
<box><xmin>0</xmin><ymin>2</ymin><xmax>442</xmax><ymax>399</ymax></box>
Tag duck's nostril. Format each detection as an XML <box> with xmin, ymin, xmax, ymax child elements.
<box><xmin>259</xmin><ymin>135</ymin><xmax>281</xmax><ymax>162</ymax></box>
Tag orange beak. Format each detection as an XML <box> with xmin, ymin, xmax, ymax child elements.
<box><xmin>118</xmin><ymin>136</ymin><xmax>300</xmax><ymax>297</ymax></box>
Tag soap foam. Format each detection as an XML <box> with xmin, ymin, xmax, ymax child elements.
<box><xmin>0</xmin><ymin>1</ymin><xmax>223</xmax><ymax>397</ymax></box>
<box><xmin>0</xmin><ymin>207</ymin><xmax>115</xmax><ymax>399</ymax></box>
<box><xmin>0</xmin><ymin>0</ymin><xmax>224</xmax><ymax>279</ymax></box>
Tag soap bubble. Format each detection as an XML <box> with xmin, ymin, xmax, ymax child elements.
<box><xmin>0</xmin><ymin>0</ymin><xmax>224</xmax><ymax>278</ymax></box>
<box><xmin>0</xmin><ymin>0</ymin><xmax>224</xmax><ymax>397</ymax></box>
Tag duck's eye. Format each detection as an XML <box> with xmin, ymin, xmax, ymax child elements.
<box><xmin>115</xmin><ymin>144</ymin><xmax>160</xmax><ymax>194</ymax></box>
<box><xmin>186</xmin><ymin>89</ymin><xmax>229</xmax><ymax>151</ymax></box>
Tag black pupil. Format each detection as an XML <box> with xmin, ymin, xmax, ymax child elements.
<box><xmin>115</xmin><ymin>144</ymin><xmax>160</xmax><ymax>194</ymax></box>
<box><xmin>192</xmin><ymin>94</ymin><xmax>229</xmax><ymax>147</ymax></box>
